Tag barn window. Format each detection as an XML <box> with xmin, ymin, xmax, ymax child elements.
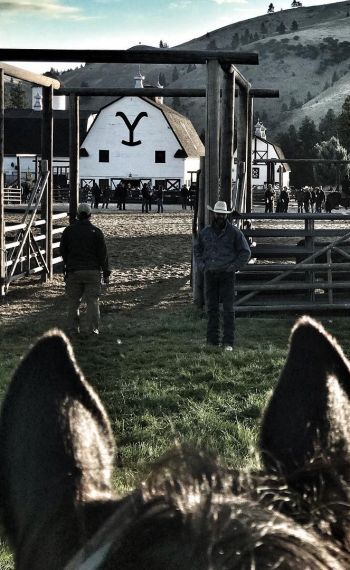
<box><xmin>155</xmin><ymin>151</ymin><xmax>166</xmax><ymax>163</ymax></box>
<box><xmin>99</xmin><ymin>150</ymin><xmax>109</xmax><ymax>162</ymax></box>
<box><xmin>252</xmin><ymin>167</ymin><xmax>260</xmax><ymax>179</ymax></box>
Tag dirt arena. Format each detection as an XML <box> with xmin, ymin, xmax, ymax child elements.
<box><xmin>1</xmin><ymin>210</ymin><xmax>194</xmax><ymax>328</ymax></box>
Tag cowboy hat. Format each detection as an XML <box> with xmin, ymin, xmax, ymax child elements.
<box><xmin>207</xmin><ymin>200</ymin><xmax>234</xmax><ymax>214</ymax></box>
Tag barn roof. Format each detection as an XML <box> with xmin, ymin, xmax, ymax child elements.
<box><xmin>141</xmin><ymin>97</ymin><xmax>205</xmax><ymax>158</ymax></box>
<box><xmin>255</xmin><ymin>135</ymin><xmax>291</xmax><ymax>172</ymax></box>
<box><xmin>82</xmin><ymin>96</ymin><xmax>205</xmax><ymax>159</ymax></box>
<box><xmin>4</xmin><ymin>109</ymin><xmax>92</xmax><ymax>156</ymax></box>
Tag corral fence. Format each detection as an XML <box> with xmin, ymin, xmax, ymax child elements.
<box><xmin>235</xmin><ymin>212</ymin><xmax>350</xmax><ymax>313</ymax></box>
<box><xmin>4</xmin><ymin>173</ymin><xmax>67</xmax><ymax>293</ymax></box>
<box><xmin>4</xmin><ymin>187</ymin><xmax>22</xmax><ymax>205</ymax></box>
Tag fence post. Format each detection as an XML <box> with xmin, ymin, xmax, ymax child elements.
<box><xmin>0</xmin><ymin>68</ymin><xmax>5</xmax><ymax>301</ymax></box>
<box><xmin>220</xmin><ymin>67</ymin><xmax>235</xmax><ymax>209</ymax></box>
<box><xmin>69</xmin><ymin>94</ymin><xmax>80</xmax><ymax>224</ymax></box>
<box><xmin>205</xmin><ymin>59</ymin><xmax>221</xmax><ymax>225</ymax></box>
<box><xmin>41</xmin><ymin>85</ymin><xmax>53</xmax><ymax>280</ymax></box>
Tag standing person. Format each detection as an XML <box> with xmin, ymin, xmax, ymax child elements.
<box><xmin>315</xmin><ymin>187</ymin><xmax>325</xmax><ymax>212</ymax></box>
<box><xmin>142</xmin><ymin>183</ymin><xmax>150</xmax><ymax>213</ymax></box>
<box><xmin>303</xmin><ymin>186</ymin><xmax>311</xmax><ymax>213</ymax></box>
<box><xmin>181</xmin><ymin>184</ymin><xmax>189</xmax><ymax>210</ymax></box>
<box><xmin>310</xmin><ymin>188</ymin><xmax>316</xmax><ymax>213</ymax></box>
<box><xmin>101</xmin><ymin>185</ymin><xmax>111</xmax><ymax>209</ymax></box>
<box><xmin>194</xmin><ymin>201</ymin><xmax>251</xmax><ymax>351</ymax></box>
<box><xmin>264</xmin><ymin>184</ymin><xmax>275</xmax><ymax>213</ymax></box>
<box><xmin>60</xmin><ymin>203</ymin><xmax>111</xmax><ymax>336</ymax></box>
<box><xmin>295</xmin><ymin>188</ymin><xmax>304</xmax><ymax>213</ymax></box>
<box><xmin>280</xmin><ymin>187</ymin><xmax>289</xmax><ymax>213</ymax></box>
<box><xmin>91</xmin><ymin>182</ymin><xmax>101</xmax><ymax>209</ymax></box>
<box><xmin>148</xmin><ymin>184</ymin><xmax>153</xmax><ymax>212</ymax></box>
<box><xmin>156</xmin><ymin>185</ymin><xmax>164</xmax><ymax>213</ymax></box>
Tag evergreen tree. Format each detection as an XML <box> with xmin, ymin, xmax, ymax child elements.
<box><xmin>319</xmin><ymin>109</ymin><xmax>338</xmax><ymax>141</ymax></box>
<box><xmin>305</xmin><ymin>91</ymin><xmax>313</xmax><ymax>103</ymax></box>
<box><xmin>331</xmin><ymin>70</ymin><xmax>339</xmax><ymax>84</ymax></box>
<box><xmin>314</xmin><ymin>137</ymin><xmax>348</xmax><ymax>186</ymax></box>
<box><xmin>159</xmin><ymin>72</ymin><xmax>167</xmax><ymax>87</ymax></box>
<box><xmin>267</xmin><ymin>3</ymin><xmax>274</xmax><ymax>13</ymax></box>
<box><xmin>291</xmin><ymin>20</ymin><xmax>298</xmax><ymax>31</ymax></box>
<box><xmin>277</xmin><ymin>21</ymin><xmax>286</xmax><ymax>34</ymax></box>
<box><xmin>337</xmin><ymin>95</ymin><xmax>350</xmax><ymax>153</ymax></box>
<box><xmin>260</xmin><ymin>21</ymin><xmax>268</xmax><ymax>34</ymax></box>
<box><xmin>9</xmin><ymin>82</ymin><xmax>27</xmax><ymax>108</ymax></box>
<box><xmin>159</xmin><ymin>40</ymin><xmax>164</xmax><ymax>48</ymax></box>
<box><xmin>298</xmin><ymin>116</ymin><xmax>320</xmax><ymax>185</ymax></box>
<box><xmin>172</xmin><ymin>67</ymin><xmax>179</xmax><ymax>82</ymax></box>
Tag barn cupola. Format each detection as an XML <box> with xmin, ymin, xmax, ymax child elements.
<box><xmin>155</xmin><ymin>76</ymin><xmax>164</xmax><ymax>105</ymax></box>
<box><xmin>134</xmin><ymin>66</ymin><xmax>145</xmax><ymax>88</ymax></box>
<box><xmin>254</xmin><ymin>118</ymin><xmax>266</xmax><ymax>139</ymax></box>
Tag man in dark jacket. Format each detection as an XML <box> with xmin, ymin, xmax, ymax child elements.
<box><xmin>60</xmin><ymin>203</ymin><xmax>111</xmax><ymax>336</ymax></box>
<box><xmin>194</xmin><ymin>201</ymin><xmax>251</xmax><ymax>351</ymax></box>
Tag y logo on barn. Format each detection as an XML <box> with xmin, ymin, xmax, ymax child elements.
<box><xmin>115</xmin><ymin>111</ymin><xmax>148</xmax><ymax>146</ymax></box>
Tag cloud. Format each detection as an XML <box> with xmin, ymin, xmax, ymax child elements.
<box><xmin>169</xmin><ymin>0</ymin><xmax>192</xmax><ymax>8</ymax></box>
<box><xmin>212</xmin><ymin>0</ymin><xmax>247</xmax><ymax>4</ymax></box>
<box><xmin>0</xmin><ymin>0</ymin><xmax>83</xmax><ymax>18</ymax></box>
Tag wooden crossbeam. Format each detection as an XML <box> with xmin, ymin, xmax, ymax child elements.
<box><xmin>57</xmin><ymin>87</ymin><xmax>279</xmax><ymax>98</ymax></box>
<box><xmin>0</xmin><ymin>62</ymin><xmax>60</xmax><ymax>88</ymax></box>
<box><xmin>0</xmin><ymin>48</ymin><xmax>258</xmax><ymax>65</ymax></box>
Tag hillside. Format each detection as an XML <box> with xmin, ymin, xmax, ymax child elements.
<box><xmin>60</xmin><ymin>0</ymin><xmax>350</xmax><ymax>139</ymax></box>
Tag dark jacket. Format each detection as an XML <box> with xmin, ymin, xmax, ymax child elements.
<box><xmin>60</xmin><ymin>219</ymin><xmax>110</xmax><ymax>274</ymax></box>
<box><xmin>194</xmin><ymin>221</ymin><xmax>251</xmax><ymax>272</ymax></box>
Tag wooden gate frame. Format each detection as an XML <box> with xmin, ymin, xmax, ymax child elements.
<box><xmin>0</xmin><ymin>48</ymin><xmax>280</xmax><ymax>301</ymax></box>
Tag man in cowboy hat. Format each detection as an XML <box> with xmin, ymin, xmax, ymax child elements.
<box><xmin>194</xmin><ymin>200</ymin><xmax>251</xmax><ymax>351</ymax></box>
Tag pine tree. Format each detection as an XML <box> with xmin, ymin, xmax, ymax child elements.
<box><xmin>319</xmin><ymin>108</ymin><xmax>338</xmax><ymax>141</ymax></box>
<box><xmin>314</xmin><ymin>137</ymin><xmax>348</xmax><ymax>186</ymax></box>
<box><xmin>298</xmin><ymin>116</ymin><xmax>320</xmax><ymax>185</ymax></box>
<box><xmin>277</xmin><ymin>21</ymin><xmax>286</xmax><ymax>34</ymax></box>
<box><xmin>9</xmin><ymin>82</ymin><xmax>27</xmax><ymax>108</ymax></box>
<box><xmin>172</xmin><ymin>67</ymin><xmax>179</xmax><ymax>82</ymax></box>
<box><xmin>260</xmin><ymin>21</ymin><xmax>268</xmax><ymax>34</ymax></box>
<box><xmin>337</xmin><ymin>95</ymin><xmax>350</xmax><ymax>153</ymax></box>
<box><xmin>267</xmin><ymin>3</ymin><xmax>274</xmax><ymax>14</ymax></box>
<box><xmin>291</xmin><ymin>20</ymin><xmax>298</xmax><ymax>31</ymax></box>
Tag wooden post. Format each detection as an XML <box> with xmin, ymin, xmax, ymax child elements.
<box><xmin>16</xmin><ymin>155</ymin><xmax>21</xmax><ymax>189</ymax></box>
<box><xmin>246</xmin><ymin>95</ymin><xmax>253</xmax><ymax>213</ymax></box>
<box><xmin>69</xmin><ymin>94</ymin><xmax>80</xmax><ymax>224</ymax></box>
<box><xmin>220</xmin><ymin>67</ymin><xmax>235</xmax><ymax>209</ymax></box>
<box><xmin>305</xmin><ymin>217</ymin><xmax>315</xmax><ymax>302</ymax></box>
<box><xmin>41</xmin><ymin>85</ymin><xmax>53</xmax><ymax>279</ymax></box>
<box><xmin>198</xmin><ymin>156</ymin><xmax>206</xmax><ymax>232</ymax></box>
<box><xmin>205</xmin><ymin>59</ymin><xmax>221</xmax><ymax>225</ymax></box>
<box><xmin>0</xmin><ymin>69</ymin><xmax>5</xmax><ymax>301</ymax></box>
<box><xmin>235</xmin><ymin>86</ymin><xmax>249</xmax><ymax>212</ymax></box>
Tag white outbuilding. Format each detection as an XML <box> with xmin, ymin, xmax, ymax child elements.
<box><xmin>233</xmin><ymin>119</ymin><xmax>290</xmax><ymax>189</ymax></box>
<box><xmin>79</xmin><ymin>73</ymin><xmax>204</xmax><ymax>194</ymax></box>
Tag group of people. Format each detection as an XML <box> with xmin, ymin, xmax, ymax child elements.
<box><xmin>264</xmin><ymin>184</ymin><xmax>290</xmax><ymax>213</ymax></box>
<box><xmin>60</xmin><ymin>198</ymin><xmax>250</xmax><ymax>352</ymax></box>
<box><xmin>264</xmin><ymin>184</ymin><xmax>327</xmax><ymax>213</ymax></box>
<box><xmin>295</xmin><ymin>186</ymin><xmax>326</xmax><ymax>213</ymax></box>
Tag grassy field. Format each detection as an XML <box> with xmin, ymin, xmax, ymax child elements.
<box><xmin>2</xmin><ymin>302</ymin><xmax>350</xmax><ymax>567</ymax></box>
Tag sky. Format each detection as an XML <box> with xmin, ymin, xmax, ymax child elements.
<box><xmin>0</xmin><ymin>0</ymin><xmax>345</xmax><ymax>74</ymax></box>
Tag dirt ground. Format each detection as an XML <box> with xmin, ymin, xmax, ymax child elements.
<box><xmin>1</xmin><ymin>211</ymin><xmax>194</xmax><ymax>328</ymax></box>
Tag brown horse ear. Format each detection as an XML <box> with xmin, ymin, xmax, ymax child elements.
<box><xmin>260</xmin><ymin>316</ymin><xmax>350</xmax><ymax>476</ymax></box>
<box><xmin>0</xmin><ymin>330</ymin><xmax>115</xmax><ymax>550</ymax></box>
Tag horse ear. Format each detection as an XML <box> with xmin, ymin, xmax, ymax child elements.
<box><xmin>0</xmin><ymin>329</ymin><xmax>115</xmax><ymax>550</ymax></box>
<box><xmin>260</xmin><ymin>316</ymin><xmax>350</xmax><ymax>476</ymax></box>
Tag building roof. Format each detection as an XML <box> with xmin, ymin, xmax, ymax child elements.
<box><xmin>4</xmin><ymin>109</ymin><xmax>92</xmax><ymax>156</ymax></box>
<box><xmin>255</xmin><ymin>135</ymin><xmax>291</xmax><ymax>172</ymax></box>
<box><xmin>82</xmin><ymin>96</ymin><xmax>205</xmax><ymax>159</ymax></box>
<box><xmin>142</xmin><ymin>97</ymin><xmax>205</xmax><ymax>158</ymax></box>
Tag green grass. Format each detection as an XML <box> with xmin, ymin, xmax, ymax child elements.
<box><xmin>1</xmin><ymin>306</ymin><xmax>350</xmax><ymax>568</ymax></box>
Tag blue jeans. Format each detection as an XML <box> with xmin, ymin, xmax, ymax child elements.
<box><xmin>205</xmin><ymin>270</ymin><xmax>235</xmax><ymax>346</ymax></box>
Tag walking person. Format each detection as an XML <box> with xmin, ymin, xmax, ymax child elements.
<box><xmin>101</xmin><ymin>185</ymin><xmax>111</xmax><ymax>209</ymax></box>
<box><xmin>60</xmin><ymin>203</ymin><xmax>111</xmax><ymax>336</ymax></box>
<box><xmin>181</xmin><ymin>184</ymin><xmax>189</xmax><ymax>210</ymax></box>
<box><xmin>194</xmin><ymin>200</ymin><xmax>251</xmax><ymax>351</ymax></box>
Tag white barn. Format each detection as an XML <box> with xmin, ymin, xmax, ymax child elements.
<box><xmin>79</xmin><ymin>74</ymin><xmax>204</xmax><ymax>193</ymax></box>
<box><xmin>233</xmin><ymin>120</ymin><xmax>290</xmax><ymax>189</ymax></box>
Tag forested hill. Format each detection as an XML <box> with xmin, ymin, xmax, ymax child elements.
<box><xmin>60</xmin><ymin>0</ymin><xmax>350</xmax><ymax>139</ymax></box>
